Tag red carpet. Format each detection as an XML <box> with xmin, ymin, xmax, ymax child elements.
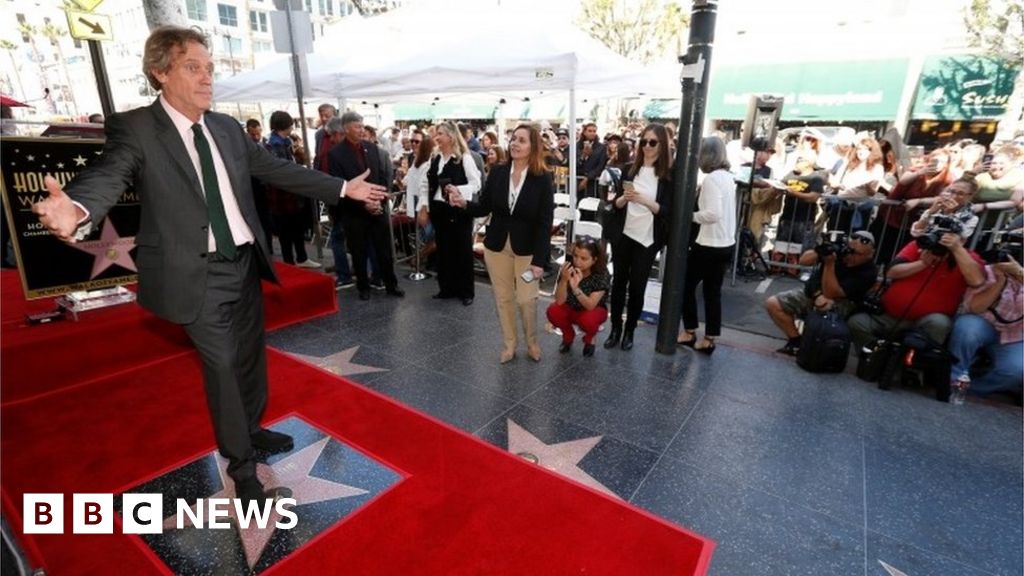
<box><xmin>0</xmin><ymin>265</ymin><xmax>336</xmax><ymax>405</ymax></box>
<box><xmin>1</xmin><ymin>349</ymin><xmax>714</xmax><ymax>575</ymax></box>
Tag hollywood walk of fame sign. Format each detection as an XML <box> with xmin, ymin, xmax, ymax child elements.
<box><xmin>0</xmin><ymin>137</ymin><xmax>140</xmax><ymax>299</ymax></box>
<box><xmin>116</xmin><ymin>416</ymin><xmax>404</xmax><ymax>574</ymax></box>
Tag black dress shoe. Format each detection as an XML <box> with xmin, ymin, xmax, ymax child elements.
<box><xmin>620</xmin><ymin>330</ymin><xmax>634</xmax><ymax>351</ymax></box>
<box><xmin>603</xmin><ymin>326</ymin><xmax>622</xmax><ymax>349</ymax></box>
<box><xmin>461</xmin><ymin>297</ymin><xmax>474</xmax><ymax>306</ymax></box>
<box><xmin>386</xmin><ymin>287</ymin><xmax>405</xmax><ymax>298</ymax></box>
<box><xmin>358</xmin><ymin>290</ymin><xmax>371</xmax><ymax>301</ymax></box>
<box><xmin>559</xmin><ymin>341</ymin><xmax>572</xmax><ymax>354</ymax></box>
<box><xmin>583</xmin><ymin>343</ymin><xmax>596</xmax><ymax>357</ymax></box>
<box><xmin>235</xmin><ymin>476</ymin><xmax>270</xmax><ymax>506</ymax></box>
<box><xmin>251</xmin><ymin>429</ymin><xmax>294</xmax><ymax>454</ymax></box>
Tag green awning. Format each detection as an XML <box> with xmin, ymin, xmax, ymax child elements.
<box><xmin>705</xmin><ymin>58</ymin><xmax>910</xmax><ymax>121</ymax></box>
<box><xmin>518</xmin><ymin>101</ymin><xmax>566</xmax><ymax>120</ymax></box>
<box><xmin>642</xmin><ymin>99</ymin><xmax>680</xmax><ymax>120</ymax></box>
<box><xmin>391</xmin><ymin>102</ymin><xmax>496</xmax><ymax>121</ymax></box>
<box><xmin>911</xmin><ymin>54</ymin><xmax>1020</xmax><ymax>120</ymax></box>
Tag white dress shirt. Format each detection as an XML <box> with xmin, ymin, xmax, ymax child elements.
<box><xmin>693</xmin><ymin>168</ymin><xmax>737</xmax><ymax>248</ymax></box>
<box><xmin>429</xmin><ymin>151</ymin><xmax>482</xmax><ymax>210</ymax></box>
<box><xmin>508</xmin><ymin>167</ymin><xmax>526</xmax><ymax>212</ymax></box>
<box><xmin>160</xmin><ymin>96</ymin><xmax>254</xmax><ymax>252</ymax></box>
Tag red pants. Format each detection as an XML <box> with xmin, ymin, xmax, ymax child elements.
<box><xmin>546</xmin><ymin>302</ymin><xmax>608</xmax><ymax>345</ymax></box>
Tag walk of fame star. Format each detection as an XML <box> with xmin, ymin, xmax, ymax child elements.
<box><xmin>166</xmin><ymin>439</ymin><xmax>369</xmax><ymax>569</ymax></box>
<box><xmin>118</xmin><ymin>417</ymin><xmax>402</xmax><ymax>575</ymax></box>
<box><xmin>69</xmin><ymin>219</ymin><xmax>137</xmax><ymax>278</ymax></box>
<box><xmin>289</xmin><ymin>345</ymin><xmax>388</xmax><ymax>377</ymax></box>
<box><xmin>506</xmin><ymin>418</ymin><xmax>618</xmax><ymax>498</ymax></box>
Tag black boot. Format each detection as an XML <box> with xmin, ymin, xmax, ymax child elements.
<box><xmin>620</xmin><ymin>329</ymin><xmax>634</xmax><ymax>351</ymax></box>
<box><xmin>603</xmin><ymin>325</ymin><xmax>622</xmax><ymax>349</ymax></box>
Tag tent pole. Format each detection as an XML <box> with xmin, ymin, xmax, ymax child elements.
<box><xmin>567</xmin><ymin>88</ymin><xmax>577</xmax><ymax>249</ymax></box>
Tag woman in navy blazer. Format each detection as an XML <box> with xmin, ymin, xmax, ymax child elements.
<box><xmin>451</xmin><ymin>124</ymin><xmax>554</xmax><ymax>363</ymax></box>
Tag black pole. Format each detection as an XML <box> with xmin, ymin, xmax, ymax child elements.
<box><xmin>87</xmin><ymin>40</ymin><xmax>115</xmax><ymax>118</ymax></box>
<box><xmin>655</xmin><ymin>0</ymin><xmax>717</xmax><ymax>355</ymax></box>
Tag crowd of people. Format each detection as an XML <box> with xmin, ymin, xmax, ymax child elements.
<box><xmin>241</xmin><ymin>106</ymin><xmax>1022</xmax><ymax>401</ymax></box>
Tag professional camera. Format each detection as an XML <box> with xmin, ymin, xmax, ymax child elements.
<box><xmin>982</xmin><ymin>231</ymin><xmax>1024</xmax><ymax>264</ymax></box>
<box><xmin>915</xmin><ymin>214</ymin><xmax>964</xmax><ymax>255</ymax></box>
<box><xmin>815</xmin><ymin>230</ymin><xmax>849</xmax><ymax>259</ymax></box>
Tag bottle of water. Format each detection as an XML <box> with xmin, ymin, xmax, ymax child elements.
<box><xmin>950</xmin><ymin>375</ymin><xmax>970</xmax><ymax>405</ymax></box>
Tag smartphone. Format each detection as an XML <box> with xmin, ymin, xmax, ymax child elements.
<box><xmin>520</xmin><ymin>269</ymin><xmax>537</xmax><ymax>283</ymax></box>
<box><xmin>438</xmin><ymin>177</ymin><xmax>452</xmax><ymax>200</ymax></box>
<box><xmin>982</xmin><ymin>153</ymin><xmax>994</xmax><ymax>164</ymax></box>
<box><xmin>622</xmin><ymin>181</ymin><xmax>635</xmax><ymax>194</ymax></box>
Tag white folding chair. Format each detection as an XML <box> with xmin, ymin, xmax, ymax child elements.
<box><xmin>573</xmin><ymin>220</ymin><xmax>603</xmax><ymax>242</ymax></box>
<box><xmin>553</xmin><ymin>193</ymin><xmax>571</xmax><ymax>207</ymax></box>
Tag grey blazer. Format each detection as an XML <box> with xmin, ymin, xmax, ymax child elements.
<box><xmin>65</xmin><ymin>101</ymin><xmax>345</xmax><ymax>324</ymax></box>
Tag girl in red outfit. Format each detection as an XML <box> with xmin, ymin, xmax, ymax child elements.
<box><xmin>547</xmin><ymin>237</ymin><xmax>610</xmax><ymax>357</ymax></box>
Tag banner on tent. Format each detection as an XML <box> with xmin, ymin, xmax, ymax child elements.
<box><xmin>1</xmin><ymin>137</ymin><xmax>140</xmax><ymax>299</ymax></box>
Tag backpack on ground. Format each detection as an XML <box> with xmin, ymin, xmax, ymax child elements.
<box><xmin>797</xmin><ymin>309</ymin><xmax>852</xmax><ymax>373</ymax></box>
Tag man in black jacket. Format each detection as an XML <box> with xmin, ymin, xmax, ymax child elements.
<box><xmin>576</xmin><ymin>123</ymin><xmax>606</xmax><ymax>200</ymax></box>
<box><xmin>327</xmin><ymin>112</ymin><xmax>404</xmax><ymax>300</ymax></box>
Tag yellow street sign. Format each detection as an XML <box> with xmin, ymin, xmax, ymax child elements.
<box><xmin>71</xmin><ymin>0</ymin><xmax>104</xmax><ymax>12</ymax></box>
<box><xmin>66</xmin><ymin>9</ymin><xmax>113</xmax><ymax>42</ymax></box>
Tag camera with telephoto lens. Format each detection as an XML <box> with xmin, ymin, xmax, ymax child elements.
<box><xmin>982</xmin><ymin>231</ymin><xmax>1024</xmax><ymax>264</ymax></box>
<box><xmin>915</xmin><ymin>214</ymin><xmax>964</xmax><ymax>255</ymax></box>
<box><xmin>815</xmin><ymin>230</ymin><xmax>849</xmax><ymax>259</ymax></box>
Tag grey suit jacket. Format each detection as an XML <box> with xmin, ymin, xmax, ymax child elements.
<box><xmin>65</xmin><ymin>101</ymin><xmax>345</xmax><ymax>325</ymax></box>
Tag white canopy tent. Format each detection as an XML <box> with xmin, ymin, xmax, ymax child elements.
<box><xmin>215</xmin><ymin>3</ymin><xmax>680</xmax><ymax>207</ymax></box>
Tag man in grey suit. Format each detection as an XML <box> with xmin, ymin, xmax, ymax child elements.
<box><xmin>32</xmin><ymin>26</ymin><xmax>386</xmax><ymax>506</ymax></box>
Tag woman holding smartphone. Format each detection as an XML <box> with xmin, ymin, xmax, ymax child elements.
<box><xmin>451</xmin><ymin>124</ymin><xmax>554</xmax><ymax>363</ymax></box>
<box><xmin>421</xmin><ymin>122</ymin><xmax>482</xmax><ymax>306</ymax></box>
<box><xmin>604</xmin><ymin>123</ymin><xmax>673</xmax><ymax>351</ymax></box>
<box><xmin>547</xmin><ymin>237</ymin><xmax>610</xmax><ymax>357</ymax></box>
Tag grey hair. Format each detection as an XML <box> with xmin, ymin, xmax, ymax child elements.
<box><xmin>340</xmin><ymin>111</ymin><xmax>363</xmax><ymax>126</ymax></box>
<box><xmin>698</xmin><ymin>136</ymin><xmax>730</xmax><ymax>173</ymax></box>
<box><xmin>143</xmin><ymin>26</ymin><xmax>209</xmax><ymax>91</ymax></box>
<box><xmin>325</xmin><ymin>116</ymin><xmax>344</xmax><ymax>135</ymax></box>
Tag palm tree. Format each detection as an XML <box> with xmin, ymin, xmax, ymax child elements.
<box><xmin>140</xmin><ymin>0</ymin><xmax>186</xmax><ymax>29</ymax></box>
<box><xmin>41</xmin><ymin>18</ymin><xmax>78</xmax><ymax>117</ymax></box>
<box><xmin>0</xmin><ymin>39</ymin><xmax>25</xmax><ymax>100</ymax></box>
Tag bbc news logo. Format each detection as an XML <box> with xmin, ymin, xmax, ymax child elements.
<box><xmin>23</xmin><ymin>493</ymin><xmax>298</xmax><ymax>534</ymax></box>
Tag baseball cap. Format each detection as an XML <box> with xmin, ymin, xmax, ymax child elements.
<box><xmin>851</xmin><ymin>230</ymin><xmax>875</xmax><ymax>245</ymax></box>
<box><xmin>555</xmin><ymin>128</ymin><xmax>569</xmax><ymax>137</ymax></box>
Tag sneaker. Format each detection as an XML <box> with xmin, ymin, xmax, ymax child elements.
<box><xmin>335</xmin><ymin>278</ymin><xmax>355</xmax><ymax>291</ymax></box>
<box><xmin>296</xmin><ymin>259</ymin><xmax>322</xmax><ymax>269</ymax></box>
<box><xmin>370</xmin><ymin>278</ymin><xmax>385</xmax><ymax>291</ymax></box>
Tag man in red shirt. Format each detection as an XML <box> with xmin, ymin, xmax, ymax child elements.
<box><xmin>848</xmin><ymin>234</ymin><xmax>984</xmax><ymax>348</ymax></box>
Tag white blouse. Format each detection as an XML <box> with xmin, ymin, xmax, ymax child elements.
<box><xmin>429</xmin><ymin>152</ymin><xmax>482</xmax><ymax>210</ymax></box>
<box><xmin>403</xmin><ymin>162</ymin><xmax>430</xmax><ymax>217</ymax></box>
<box><xmin>693</xmin><ymin>168</ymin><xmax>737</xmax><ymax>248</ymax></box>
<box><xmin>623</xmin><ymin>166</ymin><xmax>659</xmax><ymax>247</ymax></box>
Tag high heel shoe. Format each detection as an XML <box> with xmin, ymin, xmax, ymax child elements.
<box><xmin>500</xmin><ymin>349</ymin><xmax>516</xmax><ymax>364</ymax></box>
<box><xmin>620</xmin><ymin>329</ymin><xmax>634</xmax><ymax>351</ymax></box>
<box><xmin>527</xmin><ymin>344</ymin><xmax>542</xmax><ymax>363</ymax></box>
<box><xmin>677</xmin><ymin>330</ymin><xmax>696</xmax><ymax>348</ymax></box>
<box><xmin>603</xmin><ymin>326</ymin><xmax>622</xmax><ymax>349</ymax></box>
<box><xmin>694</xmin><ymin>338</ymin><xmax>716</xmax><ymax>356</ymax></box>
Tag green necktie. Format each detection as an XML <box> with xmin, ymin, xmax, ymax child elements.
<box><xmin>191</xmin><ymin>123</ymin><xmax>236</xmax><ymax>259</ymax></box>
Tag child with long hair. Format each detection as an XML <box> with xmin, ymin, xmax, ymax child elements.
<box><xmin>546</xmin><ymin>237</ymin><xmax>610</xmax><ymax>357</ymax></box>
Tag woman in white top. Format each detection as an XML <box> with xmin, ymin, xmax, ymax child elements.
<box><xmin>603</xmin><ymin>123</ymin><xmax>674</xmax><ymax>351</ymax></box>
<box><xmin>420</xmin><ymin>122</ymin><xmax>482</xmax><ymax>305</ymax></box>
<box><xmin>678</xmin><ymin>136</ymin><xmax>737</xmax><ymax>355</ymax></box>
<box><xmin>824</xmin><ymin>135</ymin><xmax>885</xmax><ymax>231</ymax></box>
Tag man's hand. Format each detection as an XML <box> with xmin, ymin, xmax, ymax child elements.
<box><xmin>822</xmin><ymin>253</ymin><xmax>837</xmax><ymax>265</ymax></box>
<box><xmin>938</xmin><ymin>232</ymin><xmax>963</xmax><ymax>253</ymax></box>
<box><xmin>813</xmin><ymin>295</ymin><xmax>835</xmax><ymax>311</ymax></box>
<box><xmin>345</xmin><ymin>169</ymin><xmax>388</xmax><ymax>202</ymax></box>
<box><xmin>32</xmin><ymin>175</ymin><xmax>85</xmax><ymax>243</ymax></box>
<box><xmin>579</xmin><ymin>177</ymin><xmax>588</xmax><ymax>191</ymax></box>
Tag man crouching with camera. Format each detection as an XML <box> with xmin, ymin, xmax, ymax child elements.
<box><xmin>848</xmin><ymin>182</ymin><xmax>986</xmax><ymax>351</ymax></box>
<box><xmin>765</xmin><ymin>230</ymin><xmax>879</xmax><ymax>355</ymax></box>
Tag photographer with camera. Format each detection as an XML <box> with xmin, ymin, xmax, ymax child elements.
<box><xmin>765</xmin><ymin>230</ymin><xmax>878</xmax><ymax>356</ymax></box>
<box><xmin>847</xmin><ymin>227</ymin><xmax>985</xmax><ymax>350</ymax></box>
<box><xmin>909</xmin><ymin>177</ymin><xmax>979</xmax><ymax>244</ymax></box>
<box><xmin>947</xmin><ymin>237</ymin><xmax>1023</xmax><ymax>399</ymax></box>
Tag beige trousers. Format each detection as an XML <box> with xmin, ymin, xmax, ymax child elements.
<box><xmin>484</xmin><ymin>239</ymin><xmax>539</xmax><ymax>353</ymax></box>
